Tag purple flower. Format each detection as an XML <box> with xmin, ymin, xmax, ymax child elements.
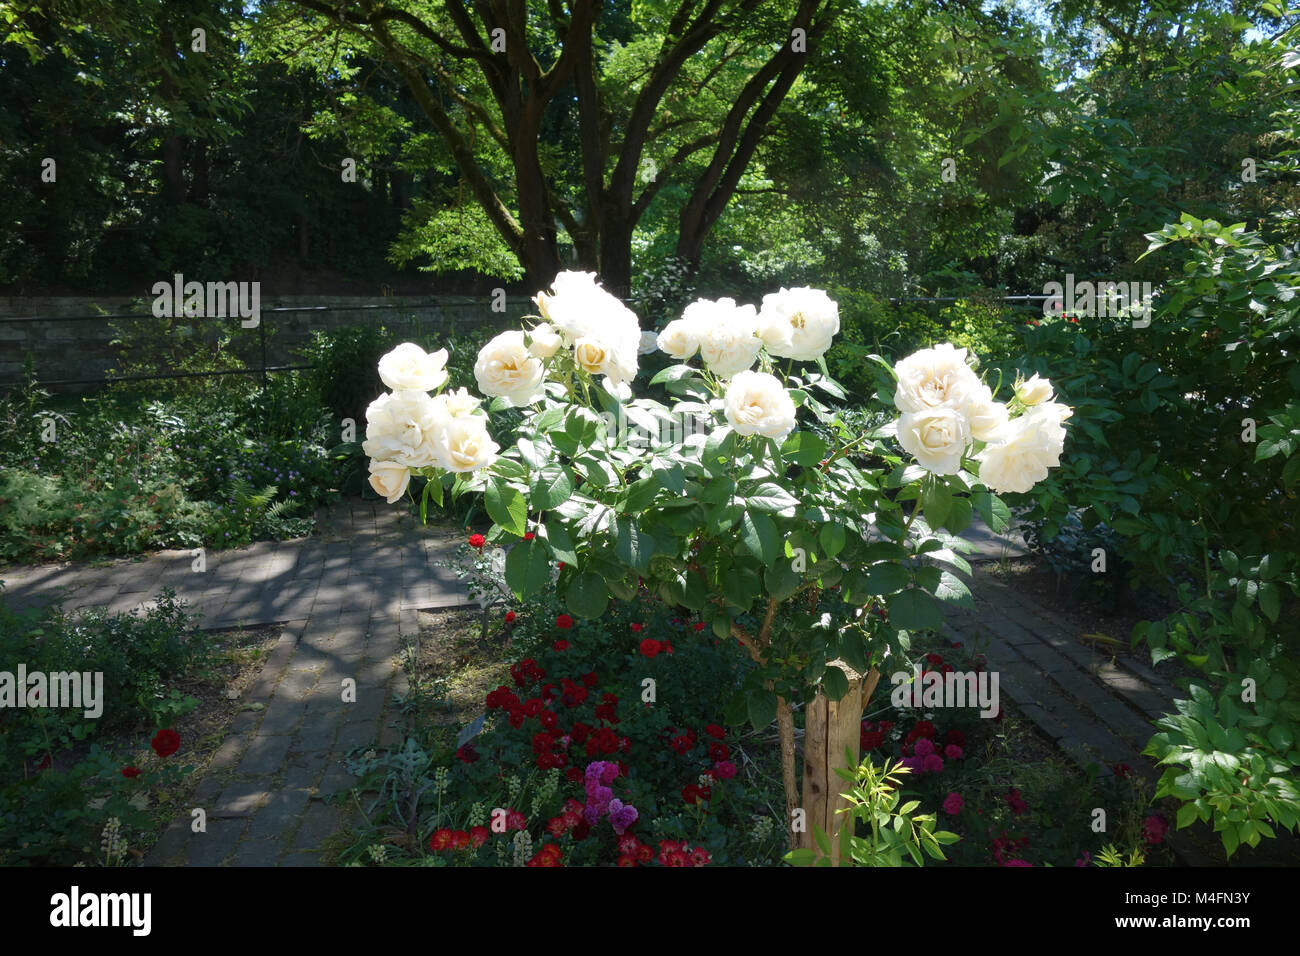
<box><xmin>913</xmin><ymin>738</ymin><xmax>936</xmax><ymax>757</ymax></box>
<box><xmin>922</xmin><ymin>754</ymin><xmax>944</xmax><ymax>774</ymax></box>
<box><xmin>608</xmin><ymin>799</ymin><xmax>639</xmax><ymax>835</ymax></box>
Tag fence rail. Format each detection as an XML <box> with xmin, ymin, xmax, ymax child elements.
<box><xmin>0</xmin><ymin>292</ymin><xmax>1053</xmax><ymax>392</ymax></box>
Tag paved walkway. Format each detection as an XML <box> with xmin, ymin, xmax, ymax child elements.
<box><xmin>0</xmin><ymin>499</ymin><xmax>1236</xmax><ymax>866</ymax></box>
<box><xmin>0</xmin><ymin>498</ymin><xmax>472</xmax><ymax>866</ymax></box>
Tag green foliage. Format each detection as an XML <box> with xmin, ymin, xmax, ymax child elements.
<box><xmin>785</xmin><ymin>757</ymin><xmax>959</xmax><ymax>867</ymax></box>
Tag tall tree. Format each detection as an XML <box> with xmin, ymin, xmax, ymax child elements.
<box><xmin>264</xmin><ymin>0</ymin><xmax>846</xmax><ymax>295</ymax></box>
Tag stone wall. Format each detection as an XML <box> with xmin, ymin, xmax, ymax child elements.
<box><xmin>0</xmin><ymin>294</ymin><xmax>528</xmax><ymax>393</ymax></box>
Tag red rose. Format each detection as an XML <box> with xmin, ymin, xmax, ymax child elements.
<box><xmin>469</xmin><ymin>826</ymin><xmax>490</xmax><ymax>848</ymax></box>
<box><xmin>565</xmin><ymin>767</ymin><xmax>583</xmax><ymax>783</ymax></box>
<box><xmin>709</xmin><ymin>742</ymin><xmax>730</xmax><ymax>762</ymax></box>
<box><xmin>925</xmin><ymin>653</ymin><xmax>944</xmax><ymax>666</ymax></box>
<box><xmin>553</xmin><ymin>639</ymin><xmax>570</xmax><ymax>652</ymax></box>
<box><xmin>456</xmin><ymin>744</ymin><xmax>480</xmax><ymax>763</ymax></box>
<box><xmin>693</xmin><ymin>622</ymin><xmax>706</xmax><ymax>631</ymax></box>
<box><xmin>556</xmin><ymin>614</ymin><xmax>574</xmax><ymax>629</ymax></box>
<box><xmin>639</xmin><ymin>638</ymin><xmax>661</xmax><ymax>658</ymax></box>
<box><xmin>468</xmin><ymin>534</ymin><xmax>486</xmax><ymax>549</ymax></box>
<box><xmin>631</xmin><ymin>623</ymin><xmax>644</xmax><ymax>632</ymax></box>
<box><xmin>523</xmin><ymin>532</ymin><xmax>536</xmax><ymax>541</ymax></box>
<box><xmin>617</xmin><ymin>854</ymin><xmax>638</xmax><ymax>867</ymax></box>
<box><xmin>570</xmin><ymin>722</ymin><xmax>592</xmax><ymax>744</ymax></box>
<box><xmin>151</xmin><ymin>728</ymin><xmax>181</xmax><ymax>758</ymax></box>
<box><xmin>704</xmin><ymin>724</ymin><xmax>726</xmax><ymax>740</ymax></box>
<box><xmin>121</xmin><ymin>766</ymin><xmax>142</xmax><ymax>779</ymax></box>
<box><xmin>580</xmin><ymin>672</ymin><xmax>598</xmax><ymax>687</ymax></box>
<box><xmin>505</xmin><ymin>611</ymin><xmax>516</xmax><ymax>623</ymax></box>
<box><xmin>429</xmin><ymin>828</ymin><xmax>455</xmax><ymax>851</ymax></box>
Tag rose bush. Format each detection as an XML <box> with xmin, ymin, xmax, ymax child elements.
<box><xmin>364</xmin><ymin>272</ymin><xmax>1069</xmax><ymax>859</ymax></box>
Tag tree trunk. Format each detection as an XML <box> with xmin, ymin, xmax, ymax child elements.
<box><xmin>598</xmin><ymin>215</ymin><xmax>634</xmax><ymax>300</ymax></box>
<box><xmin>791</xmin><ymin>666</ymin><xmax>882</xmax><ymax>865</ymax></box>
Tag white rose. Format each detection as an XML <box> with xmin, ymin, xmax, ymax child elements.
<box><xmin>759</xmin><ymin>287</ymin><xmax>840</xmax><ymax>361</ymax></box>
<box><xmin>377</xmin><ymin>342</ymin><xmax>449</xmax><ymax>392</ymax></box>
<box><xmin>724</xmin><ymin>370</ymin><xmax>798</xmax><ymax>440</ymax></box>
<box><xmin>431</xmin><ymin>387</ymin><xmax>482</xmax><ymax>419</ymax></box>
<box><xmin>754</xmin><ymin>309</ymin><xmax>795</xmax><ymax>353</ymax></box>
<box><xmin>893</xmin><ymin>343</ymin><xmax>982</xmax><ymax>415</ymax></box>
<box><xmin>976</xmin><ymin>407</ymin><xmax>1070</xmax><ymax>493</ymax></box>
<box><xmin>1015</xmin><ymin>373</ymin><xmax>1054</xmax><ymax>406</ymax></box>
<box><xmin>896</xmin><ymin>407</ymin><xmax>970</xmax><ymax>475</ymax></box>
<box><xmin>367</xmin><ymin>460</ymin><xmax>410</xmax><ymax>504</ymax></box>
<box><xmin>638</xmin><ymin>330</ymin><xmax>661</xmax><ymax>355</ymax></box>
<box><xmin>657</xmin><ymin>317</ymin><xmax>702</xmax><ymax>360</ymax></box>
<box><xmin>693</xmin><ymin>298</ymin><xmax>762</xmax><ymax>378</ymax></box>
<box><xmin>967</xmin><ymin>384</ymin><xmax>1010</xmax><ymax>443</ymax></box>
<box><xmin>433</xmin><ymin>416</ymin><xmax>499</xmax><ymax>474</ymax></box>
<box><xmin>573</xmin><ymin>336</ymin><xmax>611</xmax><ymax>376</ymax></box>
<box><xmin>474</xmin><ymin>330</ymin><xmax>545</xmax><ymax>406</ymax></box>
<box><xmin>526</xmin><ymin>322</ymin><xmax>562</xmax><ymax>359</ymax></box>
<box><xmin>361</xmin><ymin>390</ymin><xmax>443</xmax><ymax>467</ymax></box>
<box><xmin>534</xmin><ymin>270</ymin><xmax>638</xmax><ymax>346</ymax></box>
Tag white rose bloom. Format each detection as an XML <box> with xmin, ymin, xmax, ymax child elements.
<box><xmin>474</xmin><ymin>330</ymin><xmax>546</xmax><ymax>406</ymax></box>
<box><xmin>638</xmin><ymin>330</ymin><xmax>661</xmax><ymax>355</ymax></box>
<box><xmin>377</xmin><ymin>342</ymin><xmax>449</xmax><ymax>392</ymax></box>
<box><xmin>724</xmin><ymin>370</ymin><xmax>798</xmax><ymax>440</ymax></box>
<box><xmin>526</xmin><ymin>322</ymin><xmax>563</xmax><ymax>358</ymax></box>
<box><xmin>657</xmin><ymin>317</ymin><xmax>702</xmax><ymax>360</ymax></box>
<box><xmin>431</xmin><ymin>387</ymin><xmax>482</xmax><ymax>419</ymax></box>
<box><xmin>966</xmin><ymin>384</ymin><xmax>1010</xmax><ymax>443</ymax></box>
<box><xmin>893</xmin><ymin>343</ymin><xmax>983</xmax><ymax>415</ymax></box>
<box><xmin>433</xmin><ymin>416</ymin><xmax>499</xmax><ymax>474</ymax></box>
<box><xmin>1015</xmin><ymin>373</ymin><xmax>1054</xmax><ymax>406</ymax></box>
<box><xmin>534</xmin><ymin>270</ymin><xmax>639</xmax><ymax>346</ymax></box>
<box><xmin>976</xmin><ymin>406</ymin><xmax>1070</xmax><ymax>493</ymax></box>
<box><xmin>693</xmin><ymin>298</ymin><xmax>762</xmax><ymax>378</ymax></box>
<box><xmin>573</xmin><ymin>336</ymin><xmax>611</xmax><ymax>376</ymax></box>
<box><xmin>362</xmin><ymin>390</ymin><xmax>443</xmax><ymax>468</ymax></box>
<box><xmin>754</xmin><ymin>309</ymin><xmax>795</xmax><ymax>353</ymax></box>
<box><xmin>759</xmin><ymin>287</ymin><xmax>840</xmax><ymax>361</ymax></box>
<box><xmin>367</xmin><ymin>460</ymin><xmax>410</xmax><ymax>504</ymax></box>
<box><xmin>896</xmin><ymin>407</ymin><xmax>970</xmax><ymax>475</ymax></box>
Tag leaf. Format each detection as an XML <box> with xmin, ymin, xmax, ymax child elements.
<box><xmin>765</xmin><ymin>558</ymin><xmax>803</xmax><ymax>602</ymax></box>
<box><xmin>747</xmin><ymin>688</ymin><xmax>777</xmax><ymax>729</ymax></box>
<box><xmin>504</xmin><ymin>537</ymin><xmax>550</xmax><ymax>600</ymax></box>
<box><xmin>565</xmin><ymin>571</ymin><xmax>609</xmax><ymax>619</ymax></box>
<box><xmin>886</xmin><ymin>589</ymin><xmax>943</xmax><ymax>632</ymax></box>
<box><xmin>746</xmin><ymin>482</ymin><xmax>800</xmax><ymax>515</ymax></box>
<box><xmin>813</xmin><ymin>823</ymin><xmax>832</xmax><ymax>857</ymax></box>
<box><xmin>1258</xmin><ymin>582</ymin><xmax>1280</xmax><ymax>623</ymax></box>
<box><xmin>613</xmin><ymin>517</ymin><xmax>654</xmax><ymax>572</ymax></box>
<box><xmin>781</xmin><ymin>431</ymin><xmax>828</xmax><ymax>467</ymax></box>
<box><xmin>783</xmin><ymin>848</ymin><xmax>818</xmax><ymax>867</ymax></box>
<box><xmin>822</xmin><ymin>664</ymin><xmax>850</xmax><ymax>700</ymax></box>
<box><xmin>934</xmin><ymin>570</ymin><xmax>973</xmax><ymax>606</ymax></box>
<box><xmin>921</xmin><ymin>480</ymin><xmax>952</xmax><ymax>528</ymax></box>
<box><xmin>739</xmin><ymin>511</ymin><xmax>780</xmax><ymax>565</ymax></box>
<box><xmin>485</xmin><ymin>478</ymin><xmax>528</xmax><ymax>536</ymax></box>
<box><xmin>528</xmin><ymin>464</ymin><xmax>573</xmax><ymax>510</ymax></box>
<box><xmin>819</xmin><ymin>522</ymin><xmax>847</xmax><ymax>558</ymax></box>
<box><xmin>971</xmin><ymin>489</ymin><xmax>1010</xmax><ymax>532</ymax></box>
<box><xmin>649</xmin><ymin>364</ymin><xmax>698</xmax><ymax>386</ymax></box>
<box><xmin>859</xmin><ymin>562</ymin><xmax>912</xmax><ymax>595</ymax></box>
<box><xmin>541</xmin><ymin>518</ymin><xmax>577</xmax><ymax>565</ymax></box>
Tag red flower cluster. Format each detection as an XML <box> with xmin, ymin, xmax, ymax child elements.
<box><xmin>121</xmin><ymin>766</ymin><xmax>141</xmax><ymax>779</ymax></box>
<box><xmin>468</xmin><ymin>534</ymin><xmax>486</xmax><ymax>549</ymax></box>
<box><xmin>553</xmin><ymin>639</ymin><xmax>570</xmax><ymax>652</ymax></box>
<box><xmin>556</xmin><ymin>614</ymin><xmax>574</xmax><ymax>629</ymax></box>
<box><xmin>546</xmin><ymin>799</ymin><xmax>590</xmax><ymax>841</ymax></box>
<box><xmin>510</xmin><ymin>658</ymin><xmax>546</xmax><ymax>688</ymax></box>
<box><xmin>704</xmin><ymin>724</ymin><xmax>726</xmax><ymax>740</ymax></box>
<box><xmin>1004</xmin><ymin>788</ymin><xmax>1029</xmax><ymax>815</ymax></box>
<box><xmin>455</xmin><ymin>744</ymin><xmax>480</xmax><ymax>764</ymax></box>
<box><xmin>989</xmin><ymin>831</ymin><xmax>1029</xmax><ymax>865</ymax></box>
<box><xmin>639</xmin><ymin>638</ymin><xmax>662</xmax><ymax>658</ymax></box>
<box><xmin>527</xmin><ymin>843</ymin><xmax>564</xmax><ymax>867</ymax></box>
<box><xmin>505</xmin><ymin>610</ymin><xmax>517</xmax><ymax>623</ymax></box>
<box><xmin>1142</xmin><ymin>814</ymin><xmax>1169</xmax><ymax>846</ymax></box>
<box><xmin>559</xmin><ymin>677</ymin><xmax>588</xmax><ymax>708</ymax></box>
<box><xmin>429</xmin><ymin>826</ymin><xmax>491</xmax><ymax>852</ymax></box>
<box><xmin>860</xmin><ymin>719</ymin><xmax>894</xmax><ymax>752</ymax></box>
<box><xmin>682</xmin><ymin>782</ymin><xmax>712</xmax><ymax>805</ymax></box>
<box><xmin>594</xmin><ymin>692</ymin><xmax>619</xmax><ymax>724</ymax></box>
<box><xmin>615</xmin><ymin>833</ymin><xmax>655</xmax><ymax>866</ymax></box>
<box><xmin>657</xmin><ymin>839</ymin><xmax>711</xmax><ymax>867</ymax></box>
<box><xmin>666</xmin><ymin>727</ymin><xmax>697</xmax><ymax>755</ymax></box>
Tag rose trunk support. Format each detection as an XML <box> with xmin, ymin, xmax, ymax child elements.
<box><xmin>792</xmin><ymin>666</ymin><xmax>882</xmax><ymax>865</ymax></box>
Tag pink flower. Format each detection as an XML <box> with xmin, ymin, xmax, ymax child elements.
<box><xmin>1005</xmin><ymin>788</ymin><xmax>1028</xmax><ymax>815</ymax></box>
<box><xmin>1001</xmin><ymin>859</ymin><xmax>1033</xmax><ymax>867</ymax></box>
<box><xmin>944</xmin><ymin>744</ymin><xmax>963</xmax><ymax>760</ymax></box>
<box><xmin>941</xmin><ymin>792</ymin><xmax>964</xmax><ymax>815</ymax></box>
<box><xmin>1142</xmin><ymin>814</ymin><xmax>1169</xmax><ymax>846</ymax></box>
<box><xmin>913</xmin><ymin>738</ymin><xmax>936</xmax><ymax>757</ymax></box>
<box><xmin>713</xmin><ymin>760</ymin><xmax>737</xmax><ymax>780</ymax></box>
<box><xmin>922</xmin><ymin>754</ymin><xmax>944</xmax><ymax>774</ymax></box>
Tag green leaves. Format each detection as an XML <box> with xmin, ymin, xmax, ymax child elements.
<box><xmin>528</xmin><ymin>465</ymin><xmax>573</xmax><ymax>510</ymax></box>
<box><xmin>485</xmin><ymin>476</ymin><xmax>528</xmax><ymax>536</ymax></box>
<box><xmin>739</xmin><ymin>511</ymin><xmax>780</xmax><ymax>565</ymax></box>
<box><xmin>565</xmin><ymin>571</ymin><xmax>609</xmax><ymax>619</ymax></box>
<box><xmin>886</xmin><ymin>588</ymin><xmax>943</xmax><ymax>632</ymax></box>
<box><xmin>747</xmin><ymin>688</ymin><xmax>777</xmax><ymax>729</ymax></box>
<box><xmin>971</xmin><ymin>489</ymin><xmax>1009</xmax><ymax>533</ymax></box>
<box><xmin>781</xmin><ymin>431</ymin><xmax>828</xmax><ymax>467</ymax></box>
<box><xmin>504</xmin><ymin>537</ymin><xmax>550</xmax><ymax>600</ymax></box>
<box><xmin>613</xmin><ymin>517</ymin><xmax>654</xmax><ymax>572</ymax></box>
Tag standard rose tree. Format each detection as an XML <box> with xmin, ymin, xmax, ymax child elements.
<box><xmin>363</xmin><ymin>272</ymin><xmax>1069</xmax><ymax>863</ymax></box>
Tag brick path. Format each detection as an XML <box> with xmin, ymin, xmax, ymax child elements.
<box><xmin>940</xmin><ymin>560</ymin><xmax>1220</xmax><ymax>865</ymax></box>
<box><xmin>0</xmin><ymin>498</ymin><xmax>472</xmax><ymax>866</ymax></box>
